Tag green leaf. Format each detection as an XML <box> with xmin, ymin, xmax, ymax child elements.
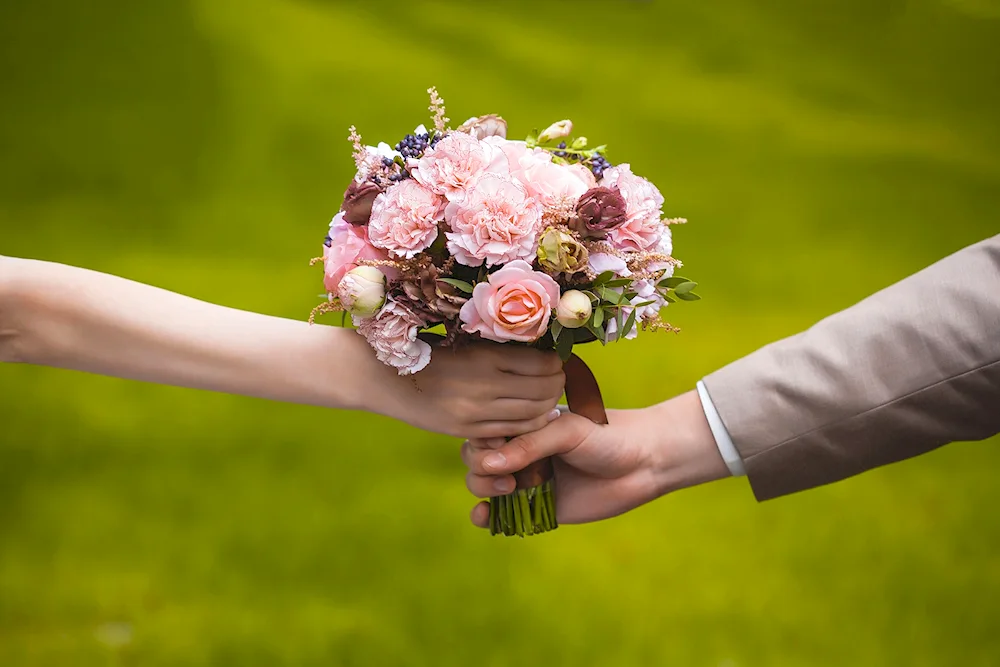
<box><xmin>586</xmin><ymin>321</ymin><xmax>606</xmax><ymax>342</ymax></box>
<box><xmin>603</xmin><ymin>278</ymin><xmax>633</xmax><ymax>288</ymax></box>
<box><xmin>633</xmin><ymin>300</ymin><xmax>657</xmax><ymax>307</ymax></box>
<box><xmin>438</xmin><ymin>278</ymin><xmax>474</xmax><ymax>294</ymax></box>
<box><xmin>675</xmin><ymin>291</ymin><xmax>701</xmax><ymax>301</ymax></box>
<box><xmin>592</xmin><ymin>307</ymin><xmax>604</xmax><ymax>329</ymax></box>
<box><xmin>593</xmin><ymin>270</ymin><xmax>614</xmax><ymax>286</ymax></box>
<box><xmin>658</xmin><ymin>276</ymin><xmax>690</xmax><ymax>289</ymax></box>
<box><xmin>550</xmin><ymin>320</ymin><xmax>563</xmax><ymax>343</ymax></box>
<box><xmin>583</xmin><ymin>290</ymin><xmax>600</xmax><ymax>303</ymax></box>
<box><xmin>623</xmin><ymin>308</ymin><xmax>638</xmax><ymax>338</ymax></box>
<box><xmin>596</xmin><ymin>287</ymin><xmax>624</xmax><ymax>304</ymax></box>
<box><xmin>593</xmin><ymin>144</ymin><xmax>608</xmax><ymax>154</ymax></box>
<box><xmin>556</xmin><ymin>329</ymin><xmax>575</xmax><ymax>362</ymax></box>
<box><xmin>661</xmin><ymin>294</ymin><xmax>676</xmax><ymax>303</ymax></box>
<box><xmin>622</xmin><ymin>291</ymin><xmax>638</xmax><ymax>301</ymax></box>
<box><xmin>673</xmin><ymin>281</ymin><xmax>698</xmax><ymax>295</ymax></box>
<box><xmin>571</xmin><ymin>136</ymin><xmax>588</xmax><ymax>149</ymax></box>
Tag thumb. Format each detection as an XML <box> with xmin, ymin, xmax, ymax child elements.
<box><xmin>471</xmin><ymin>414</ymin><xmax>595</xmax><ymax>475</ymax></box>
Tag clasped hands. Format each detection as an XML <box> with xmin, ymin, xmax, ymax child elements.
<box><xmin>437</xmin><ymin>344</ymin><xmax>730</xmax><ymax>529</ymax></box>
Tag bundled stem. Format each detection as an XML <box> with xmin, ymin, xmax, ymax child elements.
<box><xmin>489</xmin><ymin>478</ymin><xmax>558</xmax><ymax>537</ymax></box>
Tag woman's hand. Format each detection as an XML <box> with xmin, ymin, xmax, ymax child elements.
<box><xmin>460</xmin><ymin>391</ymin><xmax>730</xmax><ymax>525</ymax></box>
<box><xmin>360</xmin><ymin>343</ymin><xmax>565</xmax><ymax>439</ymax></box>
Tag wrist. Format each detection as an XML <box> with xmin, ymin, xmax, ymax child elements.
<box><xmin>0</xmin><ymin>257</ymin><xmax>30</xmax><ymax>364</ymax></box>
<box><xmin>645</xmin><ymin>389</ymin><xmax>731</xmax><ymax>497</ymax></box>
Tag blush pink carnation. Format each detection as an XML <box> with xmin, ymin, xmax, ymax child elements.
<box><xmin>459</xmin><ymin>260</ymin><xmax>560</xmax><ymax>343</ymax></box>
<box><xmin>483</xmin><ymin>137</ymin><xmax>552</xmax><ymax>189</ymax></box>
<box><xmin>520</xmin><ymin>159</ymin><xmax>595</xmax><ymax>210</ymax></box>
<box><xmin>355</xmin><ymin>298</ymin><xmax>432</xmax><ymax>375</ymax></box>
<box><xmin>445</xmin><ymin>174</ymin><xmax>543</xmax><ymax>267</ymax></box>
<box><xmin>412</xmin><ymin>131</ymin><xmax>508</xmax><ymax>201</ymax></box>
<box><xmin>367</xmin><ymin>180</ymin><xmax>446</xmax><ymax>259</ymax></box>
<box><xmin>600</xmin><ymin>163</ymin><xmax>665</xmax><ymax>252</ymax></box>
<box><xmin>323</xmin><ymin>213</ymin><xmax>397</xmax><ymax>293</ymax></box>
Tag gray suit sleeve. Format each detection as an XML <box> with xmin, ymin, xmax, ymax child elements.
<box><xmin>702</xmin><ymin>234</ymin><xmax>1000</xmax><ymax>501</ymax></box>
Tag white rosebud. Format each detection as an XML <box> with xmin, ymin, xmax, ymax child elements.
<box><xmin>556</xmin><ymin>290</ymin><xmax>592</xmax><ymax>329</ymax></box>
<box><xmin>338</xmin><ymin>266</ymin><xmax>386</xmax><ymax>317</ymax></box>
<box><xmin>538</xmin><ymin>119</ymin><xmax>573</xmax><ymax>144</ymax></box>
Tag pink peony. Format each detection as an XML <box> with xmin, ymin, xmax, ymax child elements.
<box><xmin>323</xmin><ymin>213</ymin><xmax>396</xmax><ymax>293</ymax></box>
<box><xmin>520</xmin><ymin>159</ymin><xmax>594</xmax><ymax>210</ymax></box>
<box><xmin>367</xmin><ymin>180</ymin><xmax>446</xmax><ymax>259</ymax></box>
<box><xmin>445</xmin><ymin>174</ymin><xmax>543</xmax><ymax>267</ymax></box>
<box><xmin>356</xmin><ymin>298</ymin><xmax>432</xmax><ymax>375</ymax></box>
<box><xmin>600</xmin><ymin>164</ymin><xmax>665</xmax><ymax>252</ymax></box>
<box><xmin>412</xmin><ymin>131</ymin><xmax>508</xmax><ymax>201</ymax></box>
<box><xmin>460</xmin><ymin>260</ymin><xmax>560</xmax><ymax>343</ymax></box>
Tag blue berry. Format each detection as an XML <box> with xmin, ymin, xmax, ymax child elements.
<box><xmin>323</xmin><ymin>235</ymin><xmax>332</xmax><ymax>247</ymax></box>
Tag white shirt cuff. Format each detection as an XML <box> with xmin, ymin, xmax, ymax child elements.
<box><xmin>696</xmin><ymin>380</ymin><xmax>746</xmax><ymax>477</ymax></box>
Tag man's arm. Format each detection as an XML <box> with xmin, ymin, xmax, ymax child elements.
<box><xmin>702</xmin><ymin>235</ymin><xmax>1000</xmax><ymax>500</ymax></box>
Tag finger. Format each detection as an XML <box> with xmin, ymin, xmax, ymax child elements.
<box><xmin>494</xmin><ymin>347</ymin><xmax>563</xmax><ymax>376</ymax></box>
<box><xmin>470</xmin><ymin>501</ymin><xmax>490</xmax><ymax>528</ymax></box>
<box><xmin>466</xmin><ymin>471</ymin><xmax>515</xmax><ymax>496</ymax></box>
<box><xmin>480</xmin><ymin>397</ymin><xmax>561</xmax><ymax>422</ymax></box>
<box><xmin>467</xmin><ymin>414</ymin><xmax>594</xmax><ymax>475</ymax></box>
<box><xmin>495</xmin><ymin>371</ymin><xmax>565</xmax><ymax>401</ymax></box>
<box><xmin>468</xmin><ymin>409</ymin><xmax>562</xmax><ymax>440</ymax></box>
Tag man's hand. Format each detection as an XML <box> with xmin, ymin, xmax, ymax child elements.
<box><xmin>461</xmin><ymin>390</ymin><xmax>731</xmax><ymax>525</ymax></box>
<box><xmin>376</xmin><ymin>343</ymin><xmax>565</xmax><ymax>439</ymax></box>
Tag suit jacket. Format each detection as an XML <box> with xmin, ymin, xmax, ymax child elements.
<box><xmin>702</xmin><ymin>234</ymin><xmax>1000</xmax><ymax>501</ymax></box>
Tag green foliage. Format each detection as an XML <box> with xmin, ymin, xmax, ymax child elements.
<box><xmin>1</xmin><ymin>0</ymin><xmax>1000</xmax><ymax>665</ymax></box>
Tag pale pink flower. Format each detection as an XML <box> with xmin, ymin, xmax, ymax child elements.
<box><xmin>412</xmin><ymin>131</ymin><xmax>508</xmax><ymax>201</ymax></box>
<box><xmin>520</xmin><ymin>160</ymin><xmax>594</xmax><ymax>210</ymax></box>
<box><xmin>648</xmin><ymin>230</ymin><xmax>675</xmax><ymax>276</ymax></box>
<box><xmin>356</xmin><ymin>298</ymin><xmax>432</xmax><ymax>375</ymax></box>
<box><xmin>459</xmin><ymin>260</ymin><xmax>560</xmax><ymax>343</ymax></box>
<box><xmin>632</xmin><ymin>279</ymin><xmax>666</xmax><ymax>322</ymax></box>
<box><xmin>484</xmin><ymin>137</ymin><xmax>551</xmax><ymax>190</ymax></box>
<box><xmin>600</xmin><ymin>164</ymin><xmax>665</xmax><ymax>252</ymax></box>
<box><xmin>323</xmin><ymin>213</ymin><xmax>396</xmax><ymax>293</ymax></box>
<box><xmin>588</xmin><ymin>252</ymin><xmax>630</xmax><ymax>277</ymax></box>
<box><xmin>367</xmin><ymin>180</ymin><xmax>446</xmax><ymax>259</ymax></box>
<box><xmin>445</xmin><ymin>174</ymin><xmax>543</xmax><ymax>267</ymax></box>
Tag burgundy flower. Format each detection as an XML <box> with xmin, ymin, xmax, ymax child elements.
<box><xmin>570</xmin><ymin>186</ymin><xmax>628</xmax><ymax>239</ymax></box>
<box><xmin>341</xmin><ymin>180</ymin><xmax>383</xmax><ymax>225</ymax></box>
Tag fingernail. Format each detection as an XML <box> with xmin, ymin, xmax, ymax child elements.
<box><xmin>483</xmin><ymin>452</ymin><xmax>506</xmax><ymax>470</ymax></box>
<box><xmin>547</xmin><ymin>409</ymin><xmax>561</xmax><ymax>422</ymax></box>
<box><xmin>494</xmin><ymin>478</ymin><xmax>513</xmax><ymax>493</ymax></box>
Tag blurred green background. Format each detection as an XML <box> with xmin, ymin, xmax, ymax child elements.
<box><xmin>2</xmin><ymin>0</ymin><xmax>999</xmax><ymax>664</ymax></box>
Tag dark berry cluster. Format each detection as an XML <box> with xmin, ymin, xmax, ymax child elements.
<box><xmin>589</xmin><ymin>154</ymin><xmax>613</xmax><ymax>178</ymax></box>
<box><xmin>394</xmin><ymin>131</ymin><xmax>445</xmax><ymax>160</ymax></box>
<box><xmin>553</xmin><ymin>141</ymin><xmax>569</xmax><ymax>158</ymax></box>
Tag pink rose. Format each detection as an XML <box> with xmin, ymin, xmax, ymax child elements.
<box><xmin>367</xmin><ymin>180</ymin><xmax>446</xmax><ymax>259</ymax></box>
<box><xmin>356</xmin><ymin>298</ymin><xmax>432</xmax><ymax>376</ymax></box>
<box><xmin>412</xmin><ymin>131</ymin><xmax>508</xmax><ymax>201</ymax></box>
<box><xmin>600</xmin><ymin>164</ymin><xmax>664</xmax><ymax>252</ymax></box>
<box><xmin>323</xmin><ymin>213</ymin><xmax>396</xmax><ymax>293</ymax></box>
<box><xmin>445</xmin><ymin>174</ymin><xmax>543</xmax><ymax>267</ymax></box>
<box><xmin>484</xmin><ymin>137</ymin><xmax>551</xmax><ymax>190</ymax></box>
<box><xmin>520</xmin><ymin>160</ymin><xmax>594</xmax><ymax>210</ymax></box>
<box><xmin>460</xmin><ymin>260</ymin><xmax>560</xmax><ymax>343</ymax></box>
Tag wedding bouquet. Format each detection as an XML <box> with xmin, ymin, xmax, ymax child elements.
<box><xmin>312</xmin><ymin>88</ymin><xmax>700</xmax><ymax>537</ymax></box>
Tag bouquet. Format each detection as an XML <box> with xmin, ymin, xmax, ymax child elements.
<box><xmin>312</xmin><ymin>88</ymin><xmax>700</xmax><ymax>537</ymax></box>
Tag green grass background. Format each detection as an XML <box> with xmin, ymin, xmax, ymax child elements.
<box><xmin>2</xmin><ymin>0</ymin><xmax>999</xmax><ymax>664</ymax></box>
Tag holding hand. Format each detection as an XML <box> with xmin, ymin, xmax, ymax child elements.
<box><xmin>461</xmin><ymin>391</ymin><xmax>730</xmax><ymax>526</ymax></box>
<box><xmin>373</xmin><ymin>343</ymin><xmax>565</xmax><ymax>439</ymax></box>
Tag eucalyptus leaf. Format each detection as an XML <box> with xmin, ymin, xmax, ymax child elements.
<box><xmin>603</xmin><ymin>278</ymin><xmax>633</xmax><ymax>288</ymax></box>
<box><xmin>675</xmin><ymin>291</ymin><xmax>701</xmax><ymax>301</ymax></box>
<box><xmin>438</xmin><ymin>278</ymin><xmax>474</xmax><ymax>294</ymax></box>
<box><xmin>658</xmin><ymin>276</ymin><xmax>690</xmax><ymax>288</ymax></box>
<box><xmin>662</xmin><ymin>294</ymin><xmax>676</xmax><ymax>303</ymax></box>
<box><xmin>633</xmin><ymin>300</ymin><xmax>657</xmax><ymax>307</ymax></box>
<box><xmin>550</xmin><ymin>320</ymin><xmax>563</xmax><ymax>343</ymax></box>
<box><xmin>673</xmin><ymin>281</ymin><xmax>698</xmax><ymax>295</ymax></box>
<box><xmin>593</xmin><ymin>271</ymin><xmax>615</xmax><ymax>286</ymax></box>
<box><xmin>592</xmin><ymin>307</ymin><xmax>604</xmax><ymax>328</ymax></box>
<box><xmin>586</xmin><ymin>321</ymin><xmax>606</xmax><ymax>342</ymax></box>
<box><xmin>584</xmin><ymin>290</ymin><xmax>600</xmax><ymax>303</ymax></box>
<box><xmin>623</xmin><ymin>308</ymin><xmax>638</xmax><ymax>338</ymax></box>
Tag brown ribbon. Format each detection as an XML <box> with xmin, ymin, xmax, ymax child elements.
<box><xmin>511</xmin><ymin>353</ymin><xmax>608</xmax><ymax>488</ymax></box>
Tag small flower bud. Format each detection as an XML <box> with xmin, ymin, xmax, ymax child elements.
<box><xmin>538</xmin><ymin>119</ymin><xmax>573</xmax><ymax>144</ymax></box>
<box><xmin>571</xmin><ymin>136</ymin><xmax>588</xmax><ymax>150</ymax></box>
<box><xmin>537</xmin><ymin>227</ymin><xmax>589</xmax><ymax>275</ymax></box>
<box><xmin>556</xmin><ymin>290</ymin><xmax>593</xmax><ymax>329</ymax></box>
<box><xmin>338</xmin><ymin>266</ymin><xmax>386</xmax><ymax>317</ymax></box>
<box><xmin>457</xmin><ymin>114</ymin><xmax>508</xmax><ymax>140</ymax></box>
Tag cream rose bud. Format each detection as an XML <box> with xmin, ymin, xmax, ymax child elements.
<box><xmin>338</xmin><ymin>266</ymin><xmax>386</xmax><ymax>317</ymax></box>
<box><xmin>538</xmin><ymin>119</ymin><xmax>573</xmax><ymax>144</ymax></box>
<box><xmin>556</xmin><ymin>290</ymin><xmax>593</xmax><ymax>329</ymax></box>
